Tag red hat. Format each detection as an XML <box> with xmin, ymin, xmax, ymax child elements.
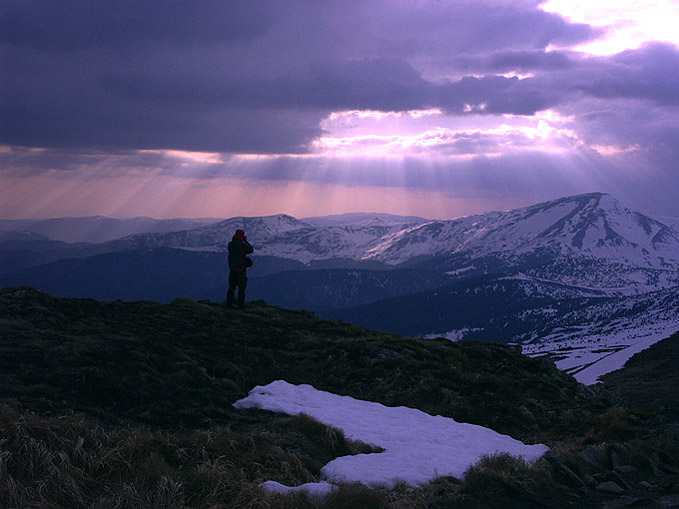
<box><xmin>233</xmin><ymin>229</ymin><xmax>246</xmax><ymax>240</ymax></box>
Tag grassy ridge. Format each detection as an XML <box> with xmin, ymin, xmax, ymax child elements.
<box><xmin>603</xmin><ymin>333</ymin><xmax>679</xmax><ymax>422</ymax></box>
<box><xmin>1</xmin><ymin>287</ymin><xmax>611</xmax><ymax>441</ymax></box>
<box><xmin>1</xmin><ymin>287</ymin><xmax>677</xmax><ymax>507</ymax></box>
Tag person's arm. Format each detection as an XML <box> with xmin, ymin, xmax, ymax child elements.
<box><xmin>243</xmin><ymin>240</ymin><xmax>254</xmax><ymax>254</ymax></box>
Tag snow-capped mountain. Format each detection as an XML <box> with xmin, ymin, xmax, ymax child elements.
<box><xmin>107</xmin><ymin>213</ymin><xmax>428</xmax><ymax>263</ymax></box>
<box><xmin>97</xmin><ymin>192</ymin><xmax>679</xmax><ymax>291</ymax></box>
<box><xmin>363</xmin><ymin>193</ymin><xmax>679</xmax><ymax>294</ymax></box>
<box><xmin>102</xmin><ymin>214</ymin><xmax>308</xmax><ymax>251</ymax></box>
<box><xmin>108</xmin><ymin>193</ymin><xmax>679</xmax><ymax>267</ymax></box>
<box><xmin>365</xmin><ymin>193</ymin><xmax>679</xmax><ymax>266</ymax></box>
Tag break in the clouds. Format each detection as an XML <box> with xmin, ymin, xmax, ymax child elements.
<box><xmin>1</xmin><ymin>1</ymin><xmax>679</xmax><ymax>218</ymax></box>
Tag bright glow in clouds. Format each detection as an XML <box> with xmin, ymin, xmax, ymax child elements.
<box><xmin>541</xmin><ymin>0</ymin><xmax>679</xmax><ymax>55</ymax></box>
<box><xmin>326</xmin><ymin>109</ymin><xmax>442</xmax><ymax>121</ymax></box>
<box><xmin>314</xmin><ymin>122</ymin><xmax>580</xmax><ymax>157</ymax></box>
<box><xmin>139</xmin><ymin>149</ymin><xmax>224</xmax><ymax>165</ymax></box>
<box><xmin>4</xmin><ymin>2</ymin><xmax>679</xmax><ymax>221</ymax></box>
<box><xmin>314</xmin><ymin>109</ymin><xmax>582</xmax><ymax>158</ymax></box>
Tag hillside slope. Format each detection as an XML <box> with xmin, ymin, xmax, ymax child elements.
<box><xmin>0</xmin><ymin>286</ymin><xmax>598</xmax><ymax>440</ymax></box>
<box><xmin>2</xmin><ymin>287</ymin><xmax>679</xmax><ymax>507</ymax></box>
<box><xmin>602</xmin><ymin>332</ymin><xmax>679</xmax><ymax>421</ymax></box>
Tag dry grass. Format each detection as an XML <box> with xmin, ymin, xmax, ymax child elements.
<box><xmin>0</xmin><ymin>287</ymin><xmax>669</xmax><ymax>507</ymax></box>
<box><xmin>0</xmin><ymin>401</ymin><xmax>386</xmax><ymax>508</ymax></box>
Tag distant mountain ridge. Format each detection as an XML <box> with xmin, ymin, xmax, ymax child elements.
<box><xmin>102</xmin><ymin>213</ymin><xmax>430</xmax><ymax>264</ymax></box>
<box><xmin>0</xmin><ymin>216</ymin><xmax>221</xmax><ymax>243</ymax></box>
<box><xmin>91</xmin><ymin>193</ymin><xmax>679</xmax><ymax>274</ymax></box>
<box><xmin>6</xmin><ymin>194</ymin><xmax>676</xmax><ymax>272</ymax></box>
<box><xmin>365</xmin><ymin>193</ymin><xmax>679</xmax><ymax>266</ymax></box>
<box><xmin>1</xmin><ymin>192</ymin><xmax>678</xmax><ymax>383</ymax></box>
<box><xmin>301</xmin><ymin>212</ymin><xmax>427</xmax><ymax>227</ymax></box>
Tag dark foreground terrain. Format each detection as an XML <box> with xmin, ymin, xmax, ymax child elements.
<box><xmin>603</xmin><ymin>333</ymin><xmax>679</xmax><ymax>425</ymax></box>
<box><xmin>0</xmin><ymin>287</ymin><xmax>678</xmax><ymax>508</ymax></box>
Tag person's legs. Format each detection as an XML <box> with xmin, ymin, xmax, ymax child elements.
<box><xmin>237</xmin><ymin>274</ymin><xmax>248</xmax><ymax>309</ymax></box>
<box><xmin>226</xmin><ymin>271</ymin><xmax>238</xmax><ymax>307</ymax></box>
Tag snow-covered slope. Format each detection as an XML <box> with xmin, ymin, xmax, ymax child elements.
<box><xmin>363</xmin><ymin>193</ymin><xmax>679</xmax><ymax>293</ymax></box>
<box><xmin>108</xmin><ymin>213</ymin><xmax>427</xmax><ymax>263</ymax></box>
<box><xmin>521</xmin><ymin>287</ymin><xmax>679</xmax><ymax>385</ymax></box>
<box><xmin>365</xmin><ymin>193</ymin><xmax>679</xmax><ymax>267</ymax></box>
<box><xmin>104</xmin><ymin>193</ymin><xmax>679</xmax><ymax>273</ymax></box>
<box><xmin>256</xmin><ymin>217</ymin><xmax>427</xmax><ymax>263</ymax></box>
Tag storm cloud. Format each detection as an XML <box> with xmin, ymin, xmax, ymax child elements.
<box><xmin>1</xmin><ymin>0</ymin><xmax>605</xmax><ymax>153</ymax></box>
<box><xmin>2</xmin><ymin>1</ymin><xmax>679</xmax><ymax>217</ymax></box>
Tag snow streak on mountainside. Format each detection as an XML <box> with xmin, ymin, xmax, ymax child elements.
<box><xmin>365</xmin><ymin>193</ymin><xmax>679</xmax><ymax>267</ymax></box>
<box><xmin>362</xmin><ymin>193</ymin><xmax>679</xmax><ymax>294</ymax></box>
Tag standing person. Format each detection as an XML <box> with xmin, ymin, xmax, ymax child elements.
<box><xmin>226</xmin><ymin>229</ymin><xmax>254</xmax><ymax>309</ymax></box>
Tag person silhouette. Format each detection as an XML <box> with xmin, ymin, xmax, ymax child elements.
<box><xmin>225</xmin><ymin>229</ymin><xmax>254</xmax><ymax>309</ymax></box>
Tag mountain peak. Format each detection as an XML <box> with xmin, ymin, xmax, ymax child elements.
<box><xmin>363</xmin><ymin>193</ymin><xmax>679</xmax><ymax>275</ymax></box>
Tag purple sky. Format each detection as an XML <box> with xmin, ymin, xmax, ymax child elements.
<box><xmin>2</xmin><ymin>1</ymin><xmax>678</xmax><ymax>219</ymax></box>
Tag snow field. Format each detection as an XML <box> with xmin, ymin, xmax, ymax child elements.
<box><xmin>234</xmin><ymin>380</ymin><xmax>549</xmax><ymax>497</ymax></box>
<box><xmin>523</xmin><ymin>318</ymin><xmax>679</xmax><ymax>385</ymax></box>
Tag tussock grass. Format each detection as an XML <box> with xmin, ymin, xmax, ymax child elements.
<box><xmin>458</xmin><ymin>453</ymin><xmax>552</xmax><ymax>508</ymax></box>
<box><xmin>0</xmin><ymin>287</ymin><xmax>668</xmax><ymax>507</ymax></box>
<box><xmin>0</xmin><ymin>401</ymin><xmax>382</xmax><ymax>507</ymax></box>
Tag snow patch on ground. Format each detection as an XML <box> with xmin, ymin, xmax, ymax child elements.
<box><xmin>260</xmin><ymin>480</ymin><xmax>337</xmax><ymax>499</ymax></box>
<box><xmin>523</xmin><ymin>319</ymin><xmax>679</xmax><ymax>385</ymax></box>
<box><xmin>234</xmin><ymin>380</ymin><xmax>549</xmax><ymax>495</ymax></box>
<box><xmin>571</xmin><ymin>333</ymin><xmax>673</xmax><ymax>386</ymax></box>
<box><xmin>445</xmin><ymin>266</ymin><xmax>475</xmax><ymax>276</ymax></box>
<box><xmin>424</xmin><ymin>327</ymin><xmax>483</xmax><ymax>341</ymax></box>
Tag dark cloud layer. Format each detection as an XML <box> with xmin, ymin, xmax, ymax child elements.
<box><xmin>574</xmin><ymin>44</ymin><xmax>679</xmax><ymax>106</ymax></box>
<box><xmin>1</xmin><ymin>0</ymin><xmax>607</xmax><ymax>153</ymax></box>
<box><xmin>1</xmin><ymin>1</ymin><xmax>275</xmax><ymax>49</ymax></box>
<box><xmin>2</xmin><ymin>1</ymin><xmax>679</xmax><ymax>216</ymax></box>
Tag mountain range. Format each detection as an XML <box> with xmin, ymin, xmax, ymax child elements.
<box><xmin>1</xmin><ymin>192</ymin><xmax>678</xmax><ymax>383</ymax></box>
<box><xmin>0</xmin><ymin>216</ymin><xmax>221</xmax><ymax>243</ymax></box>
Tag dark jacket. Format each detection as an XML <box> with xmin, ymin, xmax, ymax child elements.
<box><xmin>228</xmin><ymin>238</ymin><xmax>254</xmax><ymax>272</ymax></box>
